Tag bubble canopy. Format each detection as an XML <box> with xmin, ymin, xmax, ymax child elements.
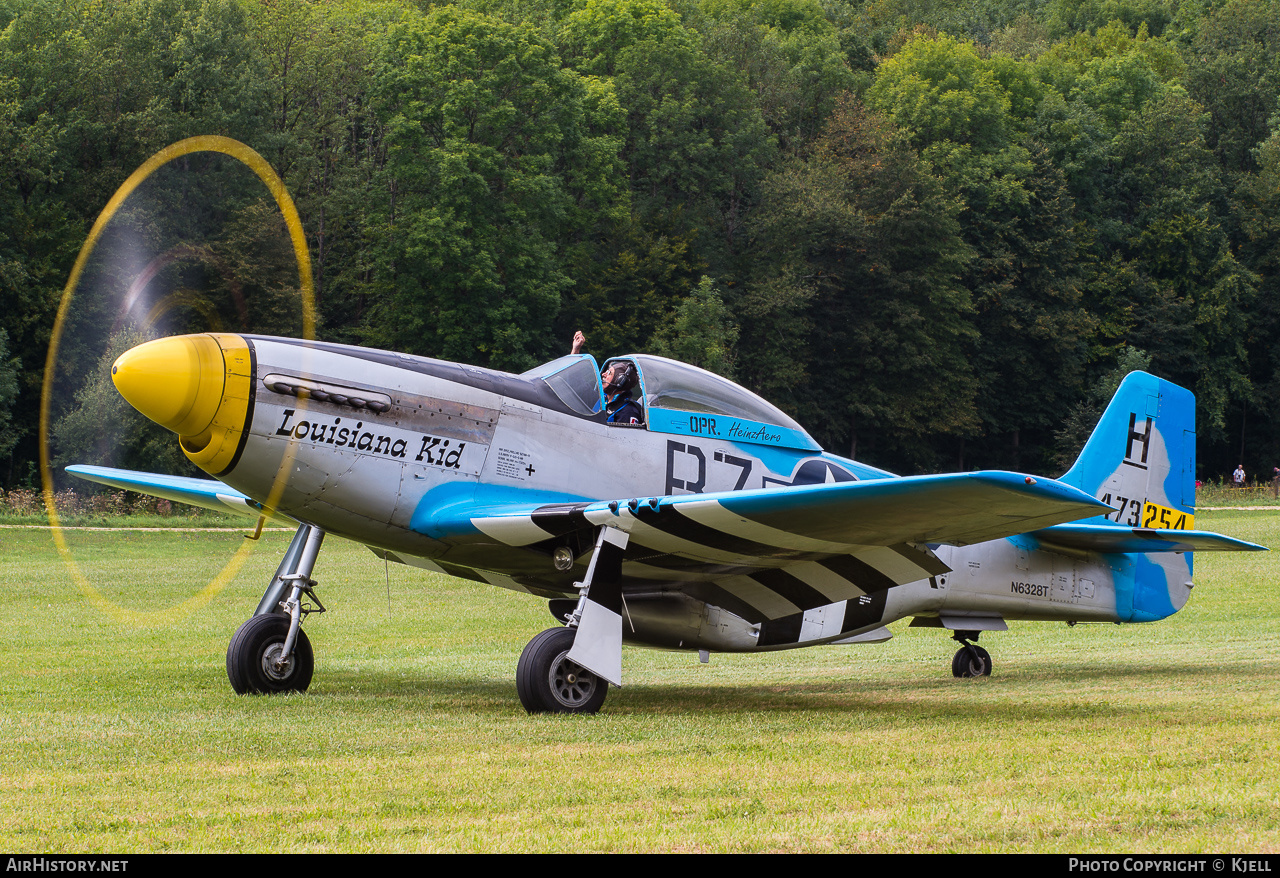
<box><xmin>522</xmin><ymin>353</ymin><xmax>819</xmax><ymax>451</ymax></box>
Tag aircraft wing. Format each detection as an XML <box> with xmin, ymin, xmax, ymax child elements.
<box><xmin>1030</xmin><ymin>523</ymin><xmax>1267</xmax><ymax>554</ymax></box>
<box><xmin>443</xmin><ymin>472</ymin><xmax>1110</xmax><ymax>622</ymax></box>
<box><xmin>65</xmin><ymin>464</ymin><xmax>272</xmax><ymax>519</ymax></box>
<box><xmin>458</xmin><ymin>471</ymin><xmax>1110</xmax><ymax>553</ymax></box>
<box><xmin>68</xmin><ymin>465</ymin><xmax>1113</xmax><ymax>625</ymax></box>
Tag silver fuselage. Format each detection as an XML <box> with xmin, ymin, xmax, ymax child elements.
<box><xmin>210</xmin><ymin>337</ymin><xmax>1183</xmax><ymax>654</ymax></box>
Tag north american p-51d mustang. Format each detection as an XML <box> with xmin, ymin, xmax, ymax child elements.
<box><xmin>69</xmin><ymin>333</ymin><xmax>1264</xmax><ymax>712</ymax></box>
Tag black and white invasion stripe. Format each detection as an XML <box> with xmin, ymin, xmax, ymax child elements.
<box><xmin>470</xmin><ymin>498</ymin><xmax>949</xmax><ymax>623</ymax></box>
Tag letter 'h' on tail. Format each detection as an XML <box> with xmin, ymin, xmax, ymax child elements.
<box><xmin>1055</xmin><ymin>372</ymin><xmax>1199</xmax><ymax>622</ymax></box>
<box><xmin>1059</xmin><ymin>371</ymin><xmax>1196</xmax><ymax>531</ymax></box>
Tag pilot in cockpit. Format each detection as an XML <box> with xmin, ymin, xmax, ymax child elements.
<box><xmin>571</xmin><ymin>331</ymin><xmax>645</xmax><ymax>426</ymax></box>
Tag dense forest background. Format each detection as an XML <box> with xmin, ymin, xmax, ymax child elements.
<box><xmin>3</xmin><ymin>0</ymin><xmax>1280</xmax><ymax>486</ymax></box>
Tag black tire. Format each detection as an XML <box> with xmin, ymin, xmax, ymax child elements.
<box><xmin>226</xmin><ymin>613</ymin><xmax>314</xmax><ymax>695</ymax></box>
<box><xmin>951</xmin><ymin>644</ymin><xmax>992</xmax><ymax>678</ymax></box>
<box><xmin>516</xmin><ymin>627</ymin><xmax>608</xmax><ymax>714</ymax></box>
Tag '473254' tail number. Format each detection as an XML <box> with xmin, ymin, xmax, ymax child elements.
<box><xmin>1099</xmin><ymin>493</ymin><xmax>1193</xmax><ymax>530</ymax></box>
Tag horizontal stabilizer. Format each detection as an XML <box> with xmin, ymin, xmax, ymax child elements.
<box><xmin>65</xmin><ymin>464</ymin><xmax>281</xmax><ymax>520</ymax></box>
<box><xmin>1031</xmin><ymin>523</ymin><xmax>1267</xmax><ymax>554</ymax></box>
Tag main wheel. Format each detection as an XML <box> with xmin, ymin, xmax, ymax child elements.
<box><xmin>951</xmin><ymin>644</ymin><xmax>992</xmax><ymax>678</ymax></box>
<box><xmin>227</xmin><ymin>613</ymin><xmax>314</xmax><ymax>694</ymax></box>
<box><xmin>516</xmin><ymin>627</ymin><xmax>608</xmax><ymax>714</ymax></box>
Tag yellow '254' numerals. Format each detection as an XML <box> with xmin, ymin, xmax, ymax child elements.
<box><xmin>1142</xmin><ymin>501</ymin><xmax>1194</xmax><ymax>531</ymax></box>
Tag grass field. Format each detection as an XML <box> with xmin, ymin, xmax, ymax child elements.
<box><xmin>1194</xmin><ymin>483</ymin><xmax>1280</xmax><ymax>508</ymax></box>
<box><xmin>1</xmin><ymin>509</ymin><xmax>1277</xmax><ymax>852</ymax></box>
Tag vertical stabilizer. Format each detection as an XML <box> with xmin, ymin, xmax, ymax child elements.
<box><xmin>1059</xmin><ymin>372</ymin><xmax>1196</xmax><ymax>529</ymax></box>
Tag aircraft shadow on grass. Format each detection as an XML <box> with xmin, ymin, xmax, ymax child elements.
<box><xmin>289</xmin><ymin>654</ymin><xmax>1260</xmax><ymax>721</ymax></box>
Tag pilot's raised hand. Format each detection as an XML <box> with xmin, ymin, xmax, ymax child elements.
<box><xmin>571</xmin><ymin>330</ymin><xmax>586</xmax><ymax>355</ymax></box>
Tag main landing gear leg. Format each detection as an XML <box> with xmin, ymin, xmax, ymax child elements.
<box><xmin>950</xmin><ymin>629</ymin><xmax>992</xmax><ymax>678</ymax></box>
<box><xmin>227</xmin><ymin>523</ymin><xmax>327</xmax><ymax>694</ymax></box>
<box><xmin>517</xmin><ymin>527</ymin><xmax>628</xmax><ymax>714</ymax></box>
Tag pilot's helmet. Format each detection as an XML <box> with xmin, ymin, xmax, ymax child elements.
<box><xmin>602</xmin><ymin>360</ymin><xmax>638</xmax><ymax>394</ymax></box>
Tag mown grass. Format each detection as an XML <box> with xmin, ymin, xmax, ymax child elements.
<box><xmin>1</xmin><ymin>509</ymin><xmax>1277</xmax><ymax>852</ymax></box>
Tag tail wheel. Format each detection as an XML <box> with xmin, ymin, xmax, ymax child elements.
<box><xmin>951</xmin><ymin>644</ymin><xmax>992</xmax><ymax>678</ymax></box>
<box><xmin>516</xmin><ymin>627</ymin><xmax>608</xmax><ymax>714</ymax></box>
<box><xmin>227</xmin><ymin>613</ymin><xmax>314</xmax><ymax>694</ymax></box>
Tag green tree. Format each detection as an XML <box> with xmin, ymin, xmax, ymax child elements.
<box><xmin>0</xmin><ymin>0</ymin><xmax>273</xmax><ymax>485</ymax></box>
<box><xmin>245</xmin><ymin>0</ymin><xmax>399</xmax><ymax>340</ymax></box>
<box><xmin>690</xmin><ymin>0</ymin><xmax>857</xmax><ymax>153</ymax></box>
<box><xmin>650</xmin><ymin>275</ymin><xmax>738</xmax><ymax>376</ymax></box>
<box><xmin>868</xmin><ymin>34</ymin><xmax>1094</xmax><ymax>471</ymax></box>
<box><xmin>612</xmin><ymin>17</ymin><xmax>776</xmax><ymax>259</ymax></box>
<box><xmin>558</xmin><ymin>0</ymin><xmax>689</xmax><ymax>76</ymax></box>
<box><xmin>366</xmin><ymin>7</ymin><xmax>628</xmax><ymax>370</ymax></box>
<box><xmin>1185</xmin><ymin>0</ymin><xmax>1280</xmax><ymax>174</ymax></box>
<box><xmin>1221</xmin><ymin>129</ymin><xmax>1280</xmax><ymax>475</ymax></box>
<box><xmin>0</xmin><ymin>329</ymin><xmax>19</xmax><ymax>469</ymax></box>
<box><xmin>555</xmin><ymin>0</ymin><xmax>775</xmax><ymax>356</ymax></box>
<box><xmin>1104</xmin><ymin>89</ymin><xmax>1256</xmax><ymax>435</ymax></box>
<box><xmin>1044</xmin><ymin>0</ymin><xmax>1176</xmax><ymax>39</ymax></box>
<box><xmin>1051</xmin><ymin>345</ymin><xmax>1151</xmax><ymax>471</ymax></box>
<box><xmin>747</xmin><ymin>99</ymin><xmax>977</xmax><ymax>469</ymax></box>
<box><xmin>555</xmin><ymin>216</ymin><xmax>704</xmax><ymax>358</ymax></box>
